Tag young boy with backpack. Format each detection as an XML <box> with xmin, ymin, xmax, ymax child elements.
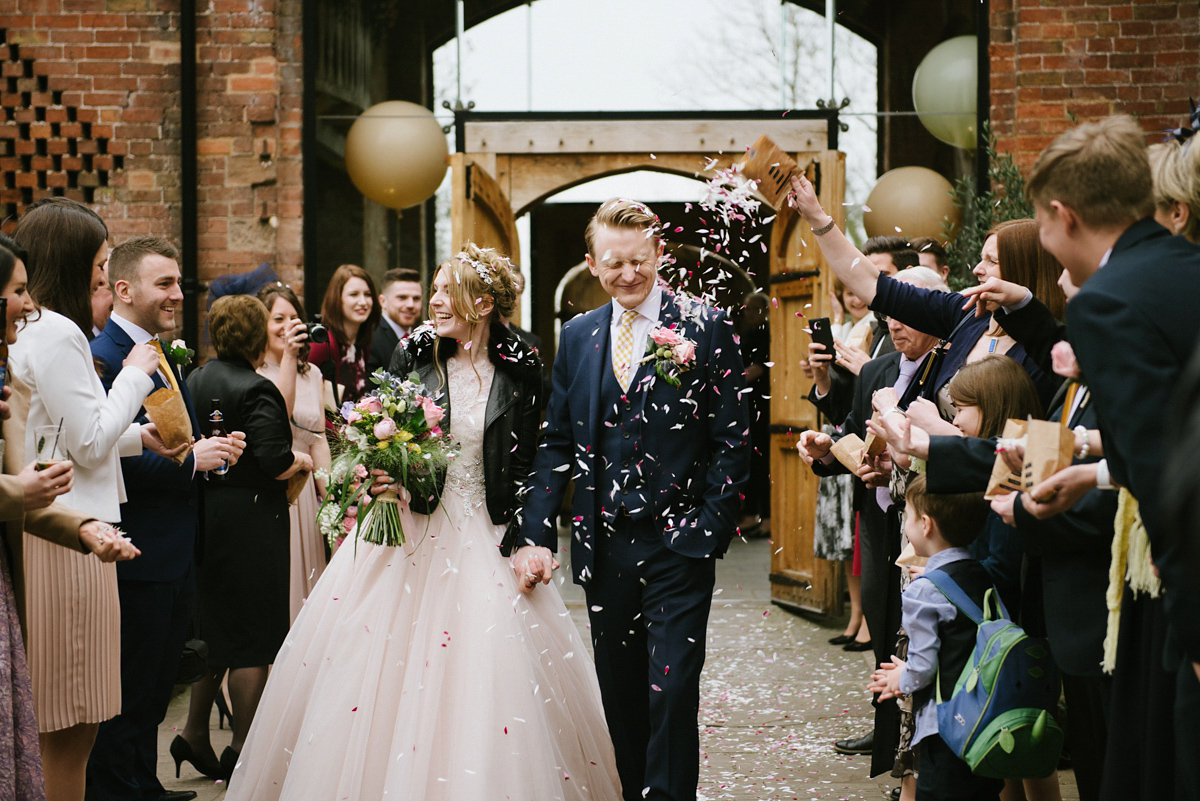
<box><xmin>870</xmin><ymin>474</ymin><xmax>1061</xmax><ymax>799</ymax></box>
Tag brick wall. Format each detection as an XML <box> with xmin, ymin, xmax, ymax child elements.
<box><xmin>990</xmin><ymin>0</ymin><xmax>1200</xmax><ymax>170</ymax></box>
<box><xmin>0</xmin><ymin>0</ymin><xmax>304</xmax><ymax>327</ymax></box>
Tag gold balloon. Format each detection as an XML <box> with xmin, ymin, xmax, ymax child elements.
<box><xmin>862</xmin><ymin>166</ymin><xmax>960</xmax><ymax>243</ymax></box>
<box><xmin>344</xmin><ymin>101</ymin><xmax>449</xmax><ymax>210</ymax></box>
<box><xmin>912</xmin><ymin>35</ymin><xmax>978</xmax><ymax>150</ymax></box>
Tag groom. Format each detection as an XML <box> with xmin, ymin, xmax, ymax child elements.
<box><xmin>517</xmin><ymin>198</ymin><xmax>749</xmax><ymax>801</ymax></box>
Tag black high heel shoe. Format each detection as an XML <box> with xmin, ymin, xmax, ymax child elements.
<box><xmin>215</xmin><ymin>692</ymin><xmax>233</xmax><ymax>730</ymax></box>
<box><xmin>170</xmin><ymin>735</ymin><xmax>227</xmax><ymax>780</ymax></box>
<box><xmin>220</xmin><ymin>746</ymin><xmax>240</xmax><ymax>781</ymax></box>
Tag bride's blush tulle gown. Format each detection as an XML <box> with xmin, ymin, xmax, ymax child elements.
<box><xmin>225</xmin><ymin>356</ymin><xmax>622</xmax><ymax>800</ymax></box>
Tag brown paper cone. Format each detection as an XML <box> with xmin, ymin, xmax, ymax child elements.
<box><xmin>984</xmin><ymin>419</ymin><xmax>1027</xmax><ymax>500</ymax></box>
<box><xmin>1022</xmin><ymin>418</ymin><xmax>1076</xmax><ymax>491</ymax></box>
<box><xmin>830</xmin><ymin>433</ymin><xmax>867</xmax><ymax>473</ymax></box>
<box><xmin>143</xmin><ymin>388</ymin><xmax>194</xmax><ymax>465</ymax></box>
<box><xmin>863</xmin><ymin>412</ymin><xmax>888</xmax><ymax>457</ymax></box>
<box><xmin>286</xmin><ymin>470</ymin><xmax>310</xmax><ymax>505</ymax></box>
<box><xmin>895</xmin><ymin>542</ymin><xmax>929</xmax><ymax>569</ymax></box>
<box><xmin>737</xmin><ymin>135</ymin><xmax>800</xmax><ymax>210</ymax></box>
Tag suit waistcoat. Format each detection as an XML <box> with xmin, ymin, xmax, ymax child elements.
<box><xmin>594</xmin><ymin>337</ymin><xmax>651</xmax><ymax>519</ymax></box>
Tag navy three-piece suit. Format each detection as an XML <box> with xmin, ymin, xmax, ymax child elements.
<box><xmin>520</xmin><ymin>291</ymin><xmax>749</xmax><ymax>801</ymax></box>
<box><xmin>87</xmin><ymin>318</ymin><xmax>203</xmax><ymax>801</ymax></box>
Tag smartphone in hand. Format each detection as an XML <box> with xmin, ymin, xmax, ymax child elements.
<box><xmin>809</xmin><ymin>317</ymin><xmax>836</xmax><ymax>355</ymax></box>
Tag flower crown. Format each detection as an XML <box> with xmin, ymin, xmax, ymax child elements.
<box><xmin>456</xmin><ymin>247</ymin><xmax>515</xmax><ymax>289</ymax></box>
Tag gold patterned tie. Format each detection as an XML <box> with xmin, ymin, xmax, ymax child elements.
<box><xmin>612</xmin><ymin>309</ymin><xmax>639</xmax><ymax>392</ymax></box>
<box><xmin>150</xmin><ymin>339</ymin><xmax>180</xmax><ymax>392</ymax></box>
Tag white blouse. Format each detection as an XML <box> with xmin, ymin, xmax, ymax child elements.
<box><xmin>9</xmin><ymin>310</ymin><xmax>153</xmax><ymax>522</ymax></box>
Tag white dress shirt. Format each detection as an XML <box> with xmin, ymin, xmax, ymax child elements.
<box><xmin>9</xmin><ymin>310</ymin><xmax>152</xmax><ymax>522</ymax></box>
<box><xmin>381</xmin><ymin>314</ymin><xmax>409</xmax><ymax>341</ymax></box>
<box><xmin>608</xmin><ymin>285</ymin><xmax>663</xmax><ymax>370</ymax></box>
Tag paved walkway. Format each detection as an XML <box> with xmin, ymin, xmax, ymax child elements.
<box><xmin>157</xmin><ymin>534</ymin><xmax>1078</xmax><ymax>800</ymax></box>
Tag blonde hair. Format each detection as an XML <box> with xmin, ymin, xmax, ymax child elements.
<box><xmin>1027</xmin><ymin>115</ymin><xmax>1154</xmax><ymax>230</ymax></box>
<box><xmin>584</xmin><ymin>198</ymin><xmax>661</xmax><ymax>257</ymax></box>
<box><xmin>1148</xmin><ymin>140</ymin><xmax>1200</xmax><ymax>244</ymax></box>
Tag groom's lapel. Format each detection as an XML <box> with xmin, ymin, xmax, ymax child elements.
<box><xmin>586</xmin><ymin>303</ymin><xmax>613</xmax><ymax>446</ymax></box>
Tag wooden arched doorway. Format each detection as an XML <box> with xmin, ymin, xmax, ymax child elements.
<box><xmin>449</xmin><ymin>111</ymin><xmax>847</xmax><ymax>616</ymax></box>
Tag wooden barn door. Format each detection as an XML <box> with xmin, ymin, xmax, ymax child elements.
<box><xmin>449</xmin><ymin>153</ymin><xmax>520</xmax><ymax>267</ymax></box>
<box><xmin>768</xmin><ymin>150</ymin><xmax>845</xmax><ymax>616</ymax></box>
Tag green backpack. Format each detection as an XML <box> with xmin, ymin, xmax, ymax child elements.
<box><xmin>922</xmin><ymin>568</ymin><xmax>1065</xmax><ymax>779</ymax></box>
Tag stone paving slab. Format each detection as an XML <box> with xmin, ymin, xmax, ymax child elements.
<box><xmin>157</xmin><ymin>535</ymin><xmax>1077</xmax><ymax>800</ymax></box>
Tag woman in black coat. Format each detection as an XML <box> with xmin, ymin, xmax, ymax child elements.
<box><xmin>180</xmin><ymin>294</ymin><xmax>312</xmax><ymax>779</ymax></box>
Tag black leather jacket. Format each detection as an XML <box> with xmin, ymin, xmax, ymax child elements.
<box><xmin>388</xmin><ymin>321</ymin><xmax>543</xmax><ymax>555</ymax></box>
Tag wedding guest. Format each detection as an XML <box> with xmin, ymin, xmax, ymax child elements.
<box><xmin>367</xmin><ymin>268</ymin><xmax>422</xmax><ymax>374</ymax></box>
<box><xmin>256</xmin><ymin>283</ymin><xmax>332</xmax><ymax>620</ymax></box>
<box><xmin>1019</xmin><ymin>114</ymin><xmax>1200</xmax><ymax>801</ymax></box>
<box><xmin>0</xmin><ymin>234</ymin><xmax>141</xmax><ymax>801</ymax></box>
<box><xmin>1148</xmin><ymin>138</ymin><xmax>1200</xmax><ymax>243</ymax></box>
<box><xmin>10</xmin><ymin>199</ymin><xmax>167</xmax><ymax>801</ymax></box>
<box><xmin>909</xmin><ymin>236</ymin><xmax>949</xmax><ymax>281</ymax></box>
<box><xmin>183</xmin><ymin>294</ymin><xmax>310</xmax><ymax>780</ymax></box>
<box><xmin>91</xmin><ymin>268</ymin><xmax>112</xmax><ymax>337</ymax></box>
<box><xmin>226</xmin><ymin>244</ymin><xmax>620</xmax><ymax>800</ymax></box>
<box><xmin>88</xmin><ymin>236</ymin><xmax>240</xmax><ymax>801</ymax></box>
<box><xmin>309</xmin><ymin>264</ymin><xmax>380</xmax><ymax>405</ymax></box>
<box><xmin>790</xmin><ymin>172</ymin><xmax>1062</xmax><ymax>414</ymax></box>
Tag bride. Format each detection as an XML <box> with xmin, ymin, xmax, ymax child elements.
<box><xmin>225</xmin><ymin>244</ymin><xmax>622</xmax><ymax>800</ymax></box>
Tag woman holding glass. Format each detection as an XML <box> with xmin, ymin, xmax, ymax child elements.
<box><xmin>10</xmin><ymin>200</ymin><xmax>166</xmax><ymax>801</ymax></box>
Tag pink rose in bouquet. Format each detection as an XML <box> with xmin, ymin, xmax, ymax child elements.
<box><xmin>672</xmin><ymin>340</ymin><xmax>696</xmax><ymax>365</ymax></box>
<box><xmin>650</xmin><ymin>326</ymin><xmax>683</xmax><ymax>347</ymax></box>
<box><xmin>363</xmin><ymin>398</ymin><xmax>383</xmax><ymax>415</ymax></box>
<box><xmin>420</xmin><ymin>396</ymin><xmax>445</xmax><ymax>427</ymax></box>
<box><xmin>373</xmin><ymin>417</ymin><xmax>398</xmax><ymax>440</ymax></box>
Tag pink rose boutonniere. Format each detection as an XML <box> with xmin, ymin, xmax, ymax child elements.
<box><xmin>642</xmin><ymin>325</ymin><xmax>698</xmax><ymax>388</ymax></box>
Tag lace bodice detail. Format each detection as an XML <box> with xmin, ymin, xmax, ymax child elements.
<box><xmin>443</xmin><ymin>355</ymin><xmax>493</xmax><ymax>515</ymax></box>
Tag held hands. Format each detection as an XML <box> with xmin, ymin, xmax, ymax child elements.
<box><xmin>796</xmin><ymin>430</ymin><xmax>833</xmax><ymax>467</ymax></box>
<box><xmin>124</xmin><ymin>342</ymin><xmax>161</xmax><ymax>377</ymax></box>
<box><xmin>960</xmin><ymin>277</ymin><xmax>1028</xmax><ymax>318</ymax></box>
<box><xmin>870</xmin><ymin>387</ymin><xmax>900</xmax><ymax>416</ymax></box>
<box><xmin>511</xmin><ymin>544</ymin><xmax>560</xmax><ymax>594</ymax></box>
<box><xmin>18</xmin><ymin>460</ymin><xmax>73</xmax><ymax>510</ymax></box>
<box><xmin>78</xmin><ymin>520</ymin><xmax>140</xmax><ymax>562</ymax></box>
<box><xmin>867</xmin><ymin>656</ymin><xmax>907</xmax><ymax>701</ymax></box>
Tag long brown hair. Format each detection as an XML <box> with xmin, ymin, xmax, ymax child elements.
<box><xmin>257</xmin><ymin>282</ymin><xmax>311</xmax><ymax>373</ymax></box>
<box><xmin>14</xmin><ymin>197</ymin><xmax>109</xmax><ymax>338</ymax></box>
<box><xmin>989</xmin><ymin>218</ymin><xmax>1067</xmax><ymax>320</ymax></box>
<box><xmin>320</xmin><ymin>264</ymin><xmax>380</xmax><ymax>353</ymax></box>
<box><xmin>947</xmin><ymin>355</ymin><xmax>1043</xmax><ymax>440</ymax></box>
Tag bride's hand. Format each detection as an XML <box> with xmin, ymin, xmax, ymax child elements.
<box><xmin>511</xmin><ymin>545</ymin><xmax>559</xmax><ymax>593</ymax></box>
<box><xmin>367</xmin><ymin>468</ymin><xmax>394</xmax><ymax>495</ymax></box>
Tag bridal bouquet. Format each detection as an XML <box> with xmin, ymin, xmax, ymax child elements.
<box><xmin>316</xmin><ymin>370</ymin><xmax>456</xmax><ymax>547</ymax></box>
